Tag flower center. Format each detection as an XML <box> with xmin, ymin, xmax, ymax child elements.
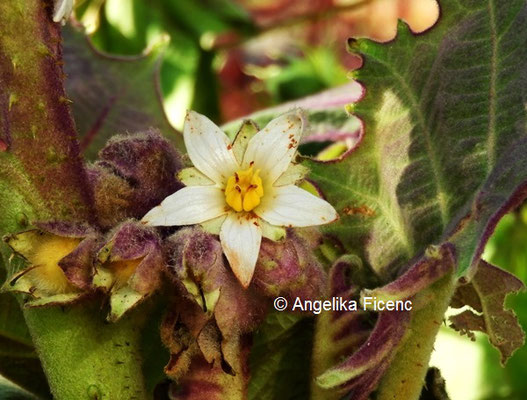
<box><xmin>225</xmin><ymin>166</ymin><xmax>264</xmax><ymax>212</ymax></box>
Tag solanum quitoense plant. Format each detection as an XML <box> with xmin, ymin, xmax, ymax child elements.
<box><xmin>0</xmin><ymin>1</ymin><xmax>526</xmax><ymax>399</ymax></box>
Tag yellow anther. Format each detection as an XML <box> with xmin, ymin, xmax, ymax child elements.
<box><xmin>225</xmin><ymin>166</ymin><xmax>264</xmax><ymax>212</ymax></box>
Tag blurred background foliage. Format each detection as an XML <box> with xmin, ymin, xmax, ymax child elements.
<box><xmin>74</xmin><ymin>0</ymin><xmax>438</xmax><ymax>127</ymax></box>
<box><xmin>479</xmin><ymin>204</ymin><xmax>527</xmax><ymax>400</ymax></box>
<box><xmin>4</xmin><ymin>0</ymin><xmax>525</xmax><ymax>398</ymax></box>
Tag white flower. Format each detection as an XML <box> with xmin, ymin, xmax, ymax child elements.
<box><xmin>53</xmin><ymin>0</ymin><xmax>74</xmax><ymax>24</ymax></box>
<box><xmin>142</xmin><ymin>110</ymin><xmax>338</xmax><ymax>288</ymax></box>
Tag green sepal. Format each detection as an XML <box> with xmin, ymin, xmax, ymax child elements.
<box><xmin>274</xmin><ymin>163</ymin><xmax>309</xmax><ymax>187</ymax></box>
<box><xmin>178</xmin><ymin>167</ymin><xmax>214</xmax><ymax>186</ymax></box>
<box><xmin>23</xmin><ymin>293</ymin><xmax>85</xmax><ymax>308</ymax></box>
<box><xmin>108</xmin><ymin>286</ymin><xmax>144</xmax><ymax>323</ymax></box>
<box><xmin>232</xmin><ymin>120</ymin><xmax>260</xmax><ymax>164</ymax></box>
<box><xmin>92</xmin><ymin>266</ymin><xmax>114</xmax><ymax>291</ymax></box>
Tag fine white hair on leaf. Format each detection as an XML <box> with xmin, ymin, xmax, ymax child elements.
<box><xmin>53</xmin><ymin>0</ymin><xmax>74</xmax><ymax>25</ymax></box>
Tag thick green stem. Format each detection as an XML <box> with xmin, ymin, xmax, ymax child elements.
<box><xmin>1</xmin><ymin>2</ymin><xmax>150</xmax><ymax>398</ymax></box>
<box><xmin>310</xmin><ymin>310</ymin><xmax>340</xmax><ymax>400</ymax></box>
<box><xmin>375</xmin><ymin>272</ymin><xmax>456</xmax><ymax>400</ymax></box>
<box><xmin>23</xmin><ymin>301</ymin><xmax>148</xmax><ymax>400</ymax></box>
<box><xmin>0</xmin><ymin>0</ymin><xmax>95</xmax><ymax>224</ymax></box>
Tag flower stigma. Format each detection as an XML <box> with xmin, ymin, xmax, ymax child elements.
<box><xmin>224</xmin><ymin>165</ymin><xmax>264</xmax><ymax>212</ymax></box>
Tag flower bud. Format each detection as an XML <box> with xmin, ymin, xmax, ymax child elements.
<box><xmin>163</xmin><ymin>227</ymin><xmax>267</xmax><ymax>376</ymax></box>
<box><xmin>165</xmin><ymin>227</ymin><xmax>225</xmax><ymax>313</ymax></box>
<box><xmin>2</xmin><ymin>221</ymin><xmax>99</xmax><ymax>307</ymax></box>
<box><xmin>94</xmin><ymin>220</ymin><xmax>164</xmax><ymax>321</ymax></box>
<box><xmin>89</xmin><ymin>130</ymin><xmax>182</xmax><ymax>229</ymax></box>
<box><xmin>252</xmin><ymin>228</ymin><xmax>327</xmax><ymax>302</ymax></box>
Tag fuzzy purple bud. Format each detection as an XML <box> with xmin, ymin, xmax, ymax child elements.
<box><xmin>95</xmin><ymin>220</ymin><xmax>164</xmax><ymax>320</ymax></box>
<box><xmin>163</xmin><ymin>227</ymin><xmax>268</xmax><ymax>378</ymax></box>
<box><xmin>2</xmin><ymin>221</ymin><xmax>101</xmax><ymax>306</ymax></box>
<box><xmin>89</xmin><ymin>130</ymin><xmax>182</xmax><ymax>229</ymax></box>
<box><xmin>165</xmin><ymin>227</ymin><xmax>268</xmax><ymax>332</ymax></box>
<box><xmin>252</xmin><ymin>229</ymin><xmax>327</xmax><ymax>303</ymax></box>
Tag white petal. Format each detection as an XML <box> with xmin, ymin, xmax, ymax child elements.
<box><xmin>220</xmin><ymin>213</ymin><xmax>262</xmax><ymax>288</ymax></box>
<box><xmin>242</xmin><ymin>110</ymin><xmax>304</xmax><ymax>184</ymax></box>
<box><xmin>256</xmin><ymin>185</ymin><xmax>338</xmax><ymax>227</ymax></box>
<box><xmin>53</xmin><ymin>0</ymin><xmax>74</xmax><ymax>23</ymax></box>
<box><xmin>142</xmin><ymin>186</ymin><xmax>227</xmax><ymax>226</ymax></box>
<box><xmin>184</xmin><ymin>111</ymin><xmax>239</xmax><ymax>185</ymax></box>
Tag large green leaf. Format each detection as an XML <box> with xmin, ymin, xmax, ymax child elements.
<box><xmin>449</xmin><ymin>135</ymin><xmax>527</xmax><ymax>275</ymax></box>
<box><xmin>0</xmin><ymin>376</ymin><xmax>38</xmax><ymax>400</ymax></box>
<box><xmin>304</xmin><ymin>0</ymin><xmax>526</xmax><ymax>278</ymax></box>
<box><xmin>226</xmin><ymin>2</ymin><xmax>527</xmax><ymax>398</ymax></box>
<box><xmin>0</xmin><ymin>293</ymin><xmax>50</xmax><ymax>400</ymax></box>
<box><xmin>63</xmin><ymin>26</ymin><xmax>184</xmax><ymax>159</ymax></box>
<box><xmin>0</xmin><ymin>293</ymin><xmax>32</xmax><ymax>350</ymax></box>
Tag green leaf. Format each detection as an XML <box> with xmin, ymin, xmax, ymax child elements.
<box><xmin>0</xmin><ymin>293</ymin><xmax>32</xmax><ymax>352</ymax></box>
<box><xmin>448</xmin><ymin>136</ymin><xmax>527</xmax><ymax>276</ymax></box>
<box><xmin>0</xmin><ymin>356</ymin><xmax>51</xmax><ymax>400</ymax></box>
<box><xmin>248</xmin><ymin>312</ymin><xmax>313</xmax><ymax>400</ymax></box>
<box><xmin>304</xmin><ymin>0</ymin><xmax>527</xmax><ymax>277</ymax></box>
<box><xmin>63</xmin><ymin>26</ymin><xmax>184</xmax><ymax>159</ymax></box>
<box><xmin>0</xmin><ymin>376</ymin><xmax>39</xmax><ymax>400</ymax></box>
<box><xmin>449</xmin><ymin>260</ymin><xmax>525</xmax><ymax>365</ymax></box>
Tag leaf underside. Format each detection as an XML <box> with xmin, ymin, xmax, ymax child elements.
<box><xmin>305</xmin><ymin>0</ymin><xmax>527</xmax><ymax>280</ymax></box>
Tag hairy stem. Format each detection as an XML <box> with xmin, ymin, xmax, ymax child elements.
<box><xmin>0</xmin><ymin>0</ymin><xmax>95</xmax><ymax>225</ymax></box>
<box><xmin>375</xmin><ymin>272</ymin><xmax>456</xmax><ymax>400</ymax></box>
<box><xmin>24</xmin><ymin>301</ymin><xmax>148</xmax><ymax>400</ymax></box>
